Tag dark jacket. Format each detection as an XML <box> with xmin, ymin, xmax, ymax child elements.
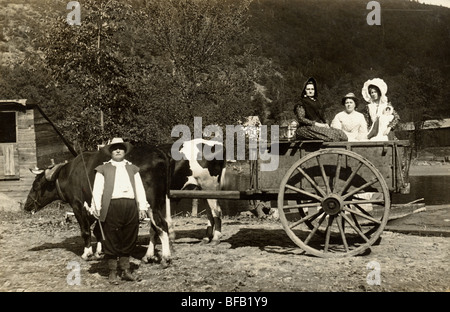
<box><xmin>294</xmin><ymin>77</ymin><xmax>327</xmax><ymax>125</ymax></box>
<box><xmin>95</xmin><ymin>162</ymin><xmax>140</xmax><ymax>222</ymax></box>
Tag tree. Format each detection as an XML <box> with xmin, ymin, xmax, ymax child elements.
<box><xmin>391</xmin><ymin>65</ymin><xmax>445</xmax><ymax>155</ymax></box>
<box><xmin>39</xmin><ymin>0</ymin><xmax>277</xmax><ymax>149</ymax></box>
<box><xmin>139</xmin><ymin>0</ymin><xmax>276</xmax><ymax>132</ymax></box>
<box><xmin>42</xmin><ymin>0</ymin><xmax>148</xmax><ymax>149</ymax></box>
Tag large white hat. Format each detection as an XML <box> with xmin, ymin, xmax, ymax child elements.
<box><xmin>361</xmin><ymin>78</ymin><xmax>388</xmax><ymax>103</ymax></box>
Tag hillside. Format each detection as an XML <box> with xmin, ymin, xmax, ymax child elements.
<box><xmin>243</xmin><ymin>0</ymin><xmax>450</xmax><ymax>121</ymax></box>
<box><xmin>1</xmin><ymin>0</ymin><xmax>449</xmax><ymax>138</ymax></box>
<box><xmin>249</xmin><ymin>0</ymin><xmax>449</xmax><ymax>83</ymax></box>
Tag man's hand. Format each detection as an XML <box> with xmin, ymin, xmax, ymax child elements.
<box><xmin>84</xmin><ymin>202</ymin><xmax>100</xmax><ymax>219</ymax></box>
<box><xmin>139</xmin><ymin>209</ymin><xmax>149</xmax><ymax>221</ymax></box>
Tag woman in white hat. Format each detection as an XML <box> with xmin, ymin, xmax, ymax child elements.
<box><xmin>331</xmin><ymin>93</ymin><xmax>368</xmax><ymax>141</ymax></box>
<box><xmin>90</xmin><ymin>138</ymin><xmax>148</xmax><ymax>284</ymax></box>
<box><xmin>361</xmin><ymin>78</ymin><xmax>400</xmax><ymax>140</ymax></box>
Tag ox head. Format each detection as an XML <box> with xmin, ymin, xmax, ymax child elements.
<box><xmin>24</xmin><ymin>164</ymin><xmax>65</xmax><ymax>213</ymax></box>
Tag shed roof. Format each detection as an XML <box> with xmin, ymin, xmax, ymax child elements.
<box><xmin>398</xmin><ymin>118</ymin><xmax>450</xmax><ymax>131</ymax></box>
<box><xmin>0</xmin><ymin>99</ymin><xmax>77</xmax><ymax>156</ymax></box>
<box><xmin>0</xmin><ymin>99</ymin><xmax>28</xmax><ymax>110</ymax></box>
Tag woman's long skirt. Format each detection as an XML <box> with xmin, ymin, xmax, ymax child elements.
<box><xmin>296</xmin><ymin>125</ymin><xmax>348</xmax><ymax>142</ymax></box>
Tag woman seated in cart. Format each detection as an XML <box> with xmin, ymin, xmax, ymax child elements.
<box><xmin>330</xmin><ymin>92</ymin><xmax>368</xmax><ymax>141</ymax></box>
<box><xmin>294</xmin><ymin>77</ymin><xmax>348</xmax><ymax>142</ymax></box>
<box><xmin>361</xmin><ymin>78</ymin><xmax>400</xmax><ymax>141</ymax></box>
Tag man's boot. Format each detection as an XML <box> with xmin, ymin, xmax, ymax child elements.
<box><xmin>108</xmin><ymin>258</ymin><xmax>119</xmax><ymax>285</ymax></box>
<box><xmin>119</xmin><ymin>256</ymin><xmax>138</xmax><ymax>281</ymax></box>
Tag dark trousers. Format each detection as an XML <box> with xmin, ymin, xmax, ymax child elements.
<box><xmin>102</xmin><ymin>198</ymin><xmax>139</xmax><ymax>259</ymax></box>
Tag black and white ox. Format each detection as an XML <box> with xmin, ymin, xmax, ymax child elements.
<box><xmin>24</xmin><ymin>139</ymin><xmax>227</xmax><ymax>264</ymax></box>
<box><xmin>157</xmin><ymin>138</ymin><xmax>227</xmax><ymax>246</ymax></box>
<box><xmin>24</xmin><ymin>144</ymin><xmax>174</xmax><ymax>264</ymax></box>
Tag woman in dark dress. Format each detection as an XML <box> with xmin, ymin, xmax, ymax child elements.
<box><xmin>294</xmin><ymin>77</ymin><xmax>348</xmax><ymax>141</ymax></box>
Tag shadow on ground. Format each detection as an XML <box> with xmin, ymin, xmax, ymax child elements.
<box><xmin>28</xmin><ymin>236</ymin><xmax>84</xmax><ymax>255</ymax></box>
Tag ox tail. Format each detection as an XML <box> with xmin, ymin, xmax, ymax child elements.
<box><xmin>219</xmin><ymin>162</ymin><xmax>229</xmax><ymax>191</ymax></box>
<box><xmin>166</xmin><ymin>154</ymin><xmax>175</xmax><ymax>243</ymax></box>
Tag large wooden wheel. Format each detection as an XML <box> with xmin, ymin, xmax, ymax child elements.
<box><xmin>277</xmin><ymin>149</ymin><xmax>390</xmax><ymax>257</ymax></box>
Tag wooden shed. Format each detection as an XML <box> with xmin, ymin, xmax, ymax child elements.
<box><xmin>0</xmin><ymin>99</ymin><xmax>76</xmax><ymax>206</ymax></box>
<box><xmin>397</xmin><ymin>119</ymin><xmax>450</xmax><ymax>148</ymax></box>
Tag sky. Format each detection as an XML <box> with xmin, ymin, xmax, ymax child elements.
<box><xmin>418</xmin><ymin>0</ymin><xmax>450</xmax><ymax>8</ymax></box>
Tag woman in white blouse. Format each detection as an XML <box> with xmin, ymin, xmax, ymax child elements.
<box><xmin>361</xmin><ymin>78</ymin><xmax>400</xmax><ymax>140</ymax></box>
<box><xmin>331</xmin><ymin>93</ymin><xmax>368</xmax><ymax>141</ymax></box>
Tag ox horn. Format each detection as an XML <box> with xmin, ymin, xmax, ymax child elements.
<box><xmin>30</xmin><ymin>167</ymin><xmax>44</xmax><ymax>175</ymax></box>
<box><xmin>44</xmin><ymin>163</ymin><xmax>65</xmax><ymax>181</ymax></box>
<box><xmin>44</xmin><ymin>168</ymin><xmax>52</xmax><ymax>181</ymax></box>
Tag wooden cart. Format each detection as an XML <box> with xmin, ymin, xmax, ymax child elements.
<box><xmin>170</xmin><ymin>139</ymin><xmax>412</xmax><ymax>258</ymax></box>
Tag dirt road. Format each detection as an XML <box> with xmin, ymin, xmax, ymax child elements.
<box><xmin>0</xmin><ymin>204</ymin><xmax>449</xmax><ymax>293</ymax></box>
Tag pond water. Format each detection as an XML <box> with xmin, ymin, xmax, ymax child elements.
<box><xmin>392</xmin><ymin>175</ymin><xmax>450</xmax><ymax>205</ymax></box>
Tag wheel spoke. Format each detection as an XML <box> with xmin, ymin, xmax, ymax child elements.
<box><xmin>341</xmin><ymin>213</ymin><xmax>370</xmax><ymax>242</ymax></box>
<box><xmin>336</xmin><ymin>214</ymin><xmax>349</xmax><ymax>252</ymax></box>
<box><xmin>350</xmin><ymin>210</ymin><xmax>363</xmax><ymax>232</ymax></box>
<box><xmin>289</xmin><ymin>208</ymin><xmax>323</xmax><ymax>229</ymax></box>
<box><xmin>342</xmin><ymin>199</ymin><xmax>384</xmax><ymax>206</ymax></box>
<box><xmin>282</xmin><ymin>202</ymin><xmax>321</xmax><ymax>210</ymax></box>
<box><xmin>343</xmin><ymin>206</ymin><xmax>381</xmax><ymax>224</ymax></box>
<box><xmin>333</xmin><ymin>154</ymin><xmax>342</xmax><ymax>193</ymax></box>
<box><xmin>353</xmin><ymin>202</ymin><xmax>381</xmax><ymax>216</ymax></box>
<box><xmin>323</xmin><ymin>215</ymin><xmax>334</xmax><ymax>253</ymax></box>
<box><xmin>285</xmin><ymin>184</ymin><xmax>323</xmax><ymax>201</ymax></box>
<box><xmin>341</xmin><ymin>178</ymin><xmax>378</xmax><ymax>201</ymax></box>
<box><xmin>296</xmin><ymin>166</ymin><xmax>327</xmax><ymax>197</ymax></box>
<box><xmin>316</xmin><ymin>156</ymin><xmax>331</xmax><ymax>195</ymax></box>
<box><xmin>338</xmin><ymin>162</ymin><xmax>363</xmax><ymax>196</ymax></box>
<box><xmin>304</xmin><ymin>213</ymin><xmax>327</xmax><ymax>245</ymax></box>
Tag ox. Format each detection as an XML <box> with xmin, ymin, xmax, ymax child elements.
<box><xmin>158</xmin><ymin>138</ymin><xmax>227</xmax><ymax>245</ymax></box>
<box><xmin>24</xmin><ymin>144</ymin><xmax>173</xmax><ymax>264</ymax></box>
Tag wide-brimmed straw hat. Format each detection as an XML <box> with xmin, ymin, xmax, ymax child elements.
<box><xmin>102</xmin><ymin>137</ymin><xmax>132</xmax><ymax>155</ymax></box>
<box><xmin>341</xmin><ymin>92</ymin><xmax>359</xmax><ymax>106</ymax></box>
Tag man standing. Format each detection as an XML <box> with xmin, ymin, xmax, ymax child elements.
<box><xmin>90</xmin><ymin>138</ymin><xmax>148</xmax><ymax>284</ymax></box>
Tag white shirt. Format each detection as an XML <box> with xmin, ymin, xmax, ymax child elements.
<box><xmin>331</xmin><ymin>110</ymin><xmax>368</xmax><ymax>141</ymax></box>
<box><xmin>110</xmin><ymin>160</ymin><xmax>135</xmax><ymax>199</ymax></box>
<box><xmin>91</xmin><ymin>159</ymin><xmax>148</xmax><ymax>211</ymax></box>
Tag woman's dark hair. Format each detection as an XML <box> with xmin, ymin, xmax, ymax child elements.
<box><xmin>342</xmin><ymin>96</ymin><xmax>358</xmax><ymax>108</ymax></box>
<box><xmin>368</xmin><ymin>84</ymin><xmax>381</xmax><ymax>97</ymax></box>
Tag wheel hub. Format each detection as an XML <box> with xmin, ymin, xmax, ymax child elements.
<box><xmin>322</xmin><ymin>194</ymin><xmax>343</xmax><ymax>215</ymax></box>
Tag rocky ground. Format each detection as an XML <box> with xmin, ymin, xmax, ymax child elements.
<box><xmin>0</xmin><ymin>204</ymin><xmax>448</xmax><ymax>293</ymax></box>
